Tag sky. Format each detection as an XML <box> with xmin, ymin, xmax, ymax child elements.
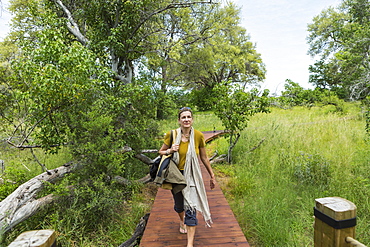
<box><xmin>0</xmin><ymin>0</ymin><xmax>343</xmax><ymax>95</ymax></box>
<box><xmin>0</xmin><ymin>0</ymin><xmax>11</xmax><ymax>40</ymax></box>
<box><xmin>234</xmin><ymin>0</ymin><xmax>342</xmax><ymax>95</ymax></box>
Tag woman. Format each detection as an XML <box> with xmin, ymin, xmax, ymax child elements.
<box><xmin>159</xmin><ymin>107</ymin><xmax>216</xmax><ymax>247</ymax></box>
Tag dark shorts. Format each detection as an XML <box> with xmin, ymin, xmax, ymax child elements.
<box><xmin>172</xmin><ymin>189</ymin><xmax>198</xmax><ymax>226</ymax></box>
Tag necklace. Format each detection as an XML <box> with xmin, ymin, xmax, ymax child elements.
<box><xmin>182</xmin><ymin>133</ymin><xmax>190</xmax><ymax>138</ymax></box>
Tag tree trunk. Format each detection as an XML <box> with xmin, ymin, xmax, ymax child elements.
<box><xmin>227</xmin><ymin>132</ymin><xmax>234</xmax><ymax>163</ymax></box>
<box><xmin>0</xmin><ymin>163</ymin><xmax>76</xmax><ymax>234</ymax></box>
<box><xmin>227</xmin><ymin>132</ymin><xmax>240</xmax><ymax>163</ymax></box>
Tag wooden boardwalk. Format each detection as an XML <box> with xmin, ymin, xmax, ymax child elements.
<box><xmin>140</xmin><ymin>131</ymin><xmax>250</xmax><ymax>247</ymax></box>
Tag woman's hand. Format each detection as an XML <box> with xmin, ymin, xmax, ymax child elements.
<box><xmin>210</xmin><ymin>177</ymin><xmax>216</xmax><ymax>190</ymax></box>
<box><xmin>171</xmin><ymin>144</ymin><xmax>179</xmax><ymax>153</ymax></box>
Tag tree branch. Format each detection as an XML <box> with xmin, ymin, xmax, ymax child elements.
<box><xmin>7</xmin><ymin>112</ymin><xmax>48</xmax><ymax>148</ymax></box>
<box><xmin>129</xmin><ymin>1</ymin><xmax>216</xmax><ymax>41</ymax></box>
<box><xmin>5</xmin><ymin>143</ymin><xmax>67</xmax><ymax>149</ymax></box>
<box><xmin>248</xmin><ymin>137</ymin><xmax>266</xmax><ymax>153</ymax></box>
<box><xmin>52</xmin><ymin>0</ymin><xmax>89</xmax><ymax>46</ymax></box>
<box><xmin>30</xmin><ymin>147</ymin><xmax>50</xmax><ymax>174</ymax></box>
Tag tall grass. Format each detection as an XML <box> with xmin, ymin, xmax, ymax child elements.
<box><xmin>218</xmin><ymin>104</ymin><xmax>370</xmax><ymax>246</ymax></box>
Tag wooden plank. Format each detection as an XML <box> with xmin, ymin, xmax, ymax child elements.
<box><xmin>140</xmin><ymin>152</ymin><xmax>249</xmax><ymax>247</ymax></box>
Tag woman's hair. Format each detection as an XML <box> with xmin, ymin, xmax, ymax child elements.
<box><xmin>178</xmin><ymin>107</ymin><xmax>193</xmax><ymax>119</ymax></box>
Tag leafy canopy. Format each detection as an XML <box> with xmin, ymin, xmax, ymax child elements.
<box><xmin>307</xmin><ymin>0</ymin><xmax>370</xmax><ymax>100</ymax></box>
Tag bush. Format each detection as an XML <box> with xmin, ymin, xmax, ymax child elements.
<box><xmin>293</xmin><ymin>153</ymin><xmax>331</xmax><ymax>188</ymax></box>
<box><xmin>189</xmin><ymin>87</ymin><xmax>218</xmax><ymax>111</ymax></box>
<box><xmin>0</xmin><ymin>167</ymin><xmax>29</xmax><ymax>200</ymax></box>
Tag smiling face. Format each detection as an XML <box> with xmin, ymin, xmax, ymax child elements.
<box><xmin>178</xmin><ymin>110</ymin><xmax>193</xmax><ymax>128</ymax></box>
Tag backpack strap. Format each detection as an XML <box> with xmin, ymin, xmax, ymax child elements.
<box><xmin>170</xmin><ymin>129</ymin><xmax>177</xmax><ymax>147</ymax></box>
<box><xmin>169</xmin><ymin>130</ymin><xmax>173</xmax><ymax>147</ymax></box>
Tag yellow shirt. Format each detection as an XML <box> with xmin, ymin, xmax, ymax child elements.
<box><xmin>164</xmin><ymin>129</ymin><xmax>206</xmax><ymax>170</ymax></box>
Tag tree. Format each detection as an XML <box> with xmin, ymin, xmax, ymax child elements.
<box><xmin>139</xmin><ymin>2</ymin><xmax>218</xmax><ymax>118</ymax></box>
<box><xmin>0</xmin><ymin>0</ymin><xmax>267</xmax><ymax>243</ymax></box>
<box><xmin>139</xmin><ymin>2</ymin><xmax>265</xmax><ymax>112</ymax></box>
<box><xmin>213</xmin><ymin>82</ymin><xmax>270</xmax><ymax>163</ymax></box>
<box><xmin>47</xmin><ymin>0</ymin><xmax>207</xmax><ymax>85</ymax></box>
<box><xmin>307</xmin><ymin>0</ymin><xmax>370</xmax><ymax>100</ymax></box>
<box><xmin>183</xmin><ymin>3</ymin><xmax>265</xmax><ymax>110</ymax></box>
<box><xmin>2</xmin><ymin>0</ymin><xmax>222</xmax><ymax>169</ymax></box>
<box><xmin>0</xmin><ymin>15</ymin><xmax>161</xmax><ymax>239</ymax></box>
<box><xmin>0</xmin><ymin>0</ymin><xmax>214</xmax><ymax>243</ymax></box>
<box><xmin>279</xmin><ymin>79</ymin><xmax>319</xmax><ymax>107</ymax></box>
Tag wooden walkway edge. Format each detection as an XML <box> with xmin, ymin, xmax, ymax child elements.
<box><xmin>140</xmin><ymin>131</ymin><xmax>250</xmax><ymax>246</ymax></box>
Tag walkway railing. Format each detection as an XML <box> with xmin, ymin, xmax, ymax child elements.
<box><xmin>346</xmin><ymin>237</ymin><xmax>367</xmax><ymax>247</ymax></box>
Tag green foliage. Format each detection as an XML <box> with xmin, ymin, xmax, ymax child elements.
<box><xmin>213</xmin><ymin>82</ymin><xmax>270</xmax><ymax>162</ymax></box>
<box><xmin>307</xmin><ymin>0</ymin><xmax>370</xmax><ymax>100</ymax></box>
<box><xmin>277</xmin><ymin>80</ymin><xmax>349</xmax><ymax>114</ymax></box>
<box><xmin>139</xmin><ymin>2</ymin><xmax>266</xmax><ymax>116</ymax></box>
<box><xmin>1</xmin><ymin>2</ymin><xmax>161</xmax><ymax>245</ymax></box>
<box><xmin>4</xmin><ymin>178</ymin><xmax>151</xmax><ymax>246</ymax></box>
<box><xmin>179</xmin><ymin>2</ymin><xmax>265</xmax><ymax>109</ymax></box>
<box><xmin>214</xmin><ymin>83</ymin><xmax>270</xmax><ymax>132</ymax></box>
<box><xmin>4</xmin><ymin>0</ymin><xmax>160</xmax><ymax>155</ymax></box>
<box><xmin>0</xmin><ymin>167</ymin><xmax>29</xmax><ymax>200</ymax></box>
<box><xmin>189</xmin><ymin>2</ymin><xmax>265</xmax><ymax>84</ymax></box>
<box><xmin>318</xmin><ymin>93</ymin><xmax>348</xmax><ymax>114</ymax></box>
<box><xmin>278</xmin><ymin>79</ymin><xmax>319</xmax><ymax>107</ymax></box>
<box><xmin>7</xmin><ymin>11</ymin><xmax>110</xmax><ymax>152</ymax></box>
<box><xmin>293</xmin><ymin>152</ymin><xmax>331</xmax><ymax>188</ymax></box>
<box><xmin>189</xmin><ymin>87</ymin><xmax>218</xmax><ymax>111</ymax></box>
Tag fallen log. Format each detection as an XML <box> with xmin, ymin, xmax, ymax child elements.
<box><xmin>0</xmin><ymin>162</ymin><xmax>76</xmax><ymax>234</ymax></box>
<box><xmin>210</xmin><ymin>154</ymin><xmax>227</xmax><ymax>164</ymax></box>
<box><xmin>118</xmin><ymin>213</ymin><xmax>150</xmax><ymax>247</ymax></box>
<box><xmin>114</xmin><ymin>174</ymin><xmax>152</xmax><ymax>186</ymax></box>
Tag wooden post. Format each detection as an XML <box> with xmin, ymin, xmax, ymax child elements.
<box><xmin>314</xmin><ymin>197</ymin><xmax>357</xmax><ymax>247</ymax></box>
<box><xmin>8</xmin><ymin>229</ymin><xmax>56</xmax><ymax>247</ymax></box>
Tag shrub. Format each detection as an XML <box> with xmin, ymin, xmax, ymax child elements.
<box><xmin>0</xmin><ymin>167</ymin><xmax>29</xmax><ymax>200</ymax></box>
<box><xmin>293</xmin><ymin>152</ymin><xmax>331</xmax><ymax>187</ymax></box>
